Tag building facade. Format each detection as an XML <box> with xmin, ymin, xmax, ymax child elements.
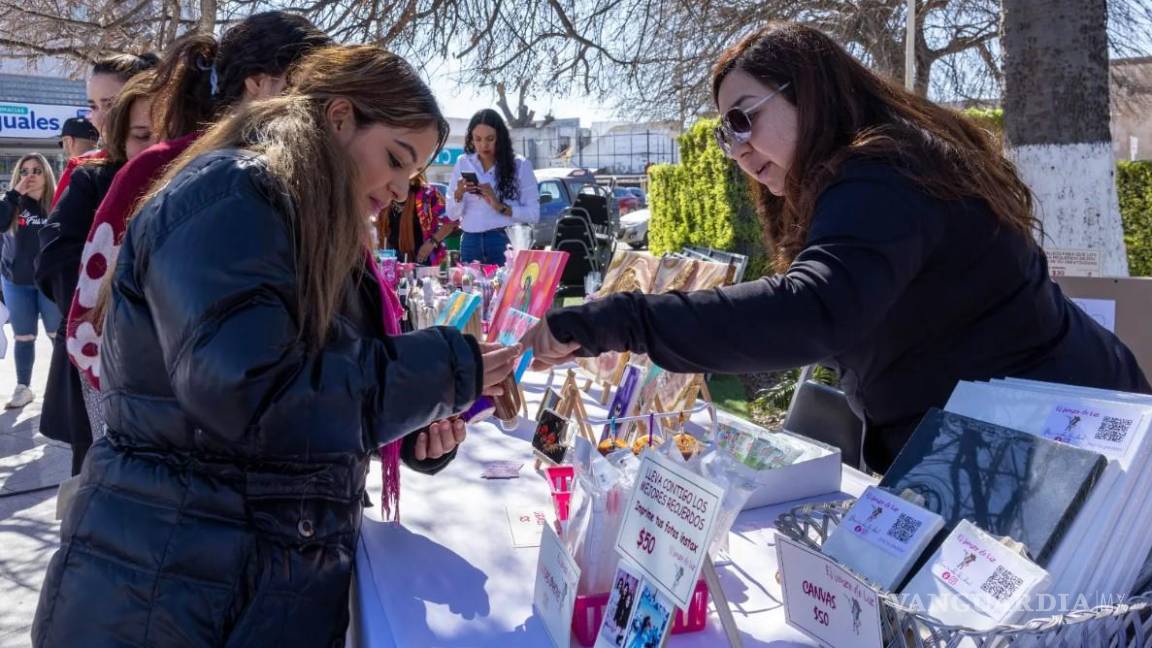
<box><xmin>0</xmin><ymin>73</ymin><xmax>88</xmax><ymax>189</ymax></box>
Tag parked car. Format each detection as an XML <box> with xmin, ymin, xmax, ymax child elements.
<box><xmin>534</xmin><ymin>167</ymin><xmax>620</xmax><ymax>249</ymax></box>
<box><xmin>617</xmin><ymin>208</ymin><xmax>650</xmax><ymax>249</ymax></box>
<box><xmin>625</xmin><ymin>187</ymin><xmax>647</xmax><ymax>208</ymax></box>
<box><xmin>612</xmin><ymin>186</ymin><xmax>640</xmax><ymax>215</ymax></box>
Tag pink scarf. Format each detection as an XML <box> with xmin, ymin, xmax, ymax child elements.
<box><xmin>367</xmin><ymin>252</ymin><xmax>405</xmax><ymax>522</ymax></box>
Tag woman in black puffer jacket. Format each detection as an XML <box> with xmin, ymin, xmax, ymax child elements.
<box><xmin>32</xmin><ymin>45</ymin><xmax>520</xmax><ymax>647</ymax></box>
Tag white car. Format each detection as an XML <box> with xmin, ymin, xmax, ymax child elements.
<box><xmin>617</xmin><ymin>208</ymin><xmax>650</xmax><ymax>249</ymax></box>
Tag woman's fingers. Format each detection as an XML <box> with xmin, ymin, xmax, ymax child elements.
<box><xmin>414</xmin><ymin>419</ymin><xmax>467</xmax><ymax>461</ymax></box>
<box><xmin>427</xmin><ymin>422</ymin><xmax>445</xmax><ymax>458</ymax></box>
<box><xmin>414</xmin><ymin>431</ymin><xmax>429</xmax><ymax>461</ymax></box>
<box><xmin>480</xmin><ymin>343</ymin><xmax>521</xmax><ymax>390</ymax></box>
<box><xmin>522</xmin><ymin>321</ymin><xmax>581</xmax><ymax>366</ymax></box>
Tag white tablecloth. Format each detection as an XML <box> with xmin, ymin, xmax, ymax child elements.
<box><xmin>350</xmin><ymin>369</ymin><xmax>876</xmax><ymax>647</ymax></box>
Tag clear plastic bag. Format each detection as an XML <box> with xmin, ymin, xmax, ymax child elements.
<box><xmin>565</xmin><ymin>454</ymin><xmax>633</xmax><ymax>595</ymax></box>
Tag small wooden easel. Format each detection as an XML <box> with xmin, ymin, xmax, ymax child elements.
<box><xmin>534</xmin><ymin>369</ymin><xmax>597</xmax><ymax>470</ymax></box>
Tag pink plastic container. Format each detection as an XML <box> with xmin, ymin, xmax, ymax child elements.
<box><xmin>545</xmin><ymin>465</ymin><xmax>575</xmax><ymax>492</ymax></box>
<box><xmin>571</xmin><ymin>578</ymin><xmax>709</xmax><ymax>646</ymax></box>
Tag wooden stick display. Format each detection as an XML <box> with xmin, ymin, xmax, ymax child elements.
<box><xmin>702</xmin><ymin>555</ymin><xmax>744</xmax><ymax>648</ymax></box>
<box><xmin>672</xmin><ymin>375</ymin><xmax>714</xmax><ymax>430</ymax></box>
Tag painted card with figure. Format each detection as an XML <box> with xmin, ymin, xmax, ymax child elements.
<box><xmin>487</xmin><ymin>250</ymin><xmax>568</xmax><ymax>343</ymax></box>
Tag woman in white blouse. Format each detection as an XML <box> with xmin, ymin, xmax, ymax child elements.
<box><xmin>446</xmin><ymin>109</ymin><xmax>539</xmax><ymax>265</ymax></box>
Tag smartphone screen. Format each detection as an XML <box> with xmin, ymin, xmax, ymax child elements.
<box><xmin>461</xmin><ymin>171</ymin><xmax>479</xmax><ymax>184</ymax></box>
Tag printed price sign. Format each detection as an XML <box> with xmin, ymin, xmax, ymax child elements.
<box><xmin>1048</xmin><ymin>248</ymin><xmax>1101</xmax><ymax>277</ymax></box>
<box><xmin>533</xmin><ymin>523</ymin><xmax>581</xmax><ymax>648</ymax></box>
<box><xmin>777</xmin><ymin>534</ymin><xmax>882</xmax><ymax>648</ymax></box>
<box><xmin>615</xmin><ymin>450</ymin><xmax>725</xmax><ymax>609</ymax></box>
<box><xmin>1041</xmin><ymin>402</ymin><xmax>1144</xmax><ymax>460</ymax></box>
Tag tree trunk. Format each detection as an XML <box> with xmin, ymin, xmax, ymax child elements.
<box><xmin>1002</xmin><ymin>0</ymin><xmax>1128</xmax><ymax>276</ymax></box>
<box><xmin>198</xmin><ymin>0</ymin><xmax>218</xmax><ymax>34</ymax></box>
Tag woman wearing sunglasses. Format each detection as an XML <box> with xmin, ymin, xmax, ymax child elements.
<box><xmin>523</xmin><ymin>23</ymin><xmax>1149</xmax><ymax>473</ymax></box>
<box><xmin>1</xmin><ymin>154</ymin><xmax>60</xmax><ymax>409</ymax></box>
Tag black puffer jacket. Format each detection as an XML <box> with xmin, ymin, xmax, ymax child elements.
<box><xmin>32</xmin><ymin>150</ymin><xmax>482</xmax><ymax>647</ymax></box>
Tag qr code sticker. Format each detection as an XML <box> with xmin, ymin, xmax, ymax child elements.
<box><xmin>886</xmin><ymin>513</ymin><xmax>922</xmax><ymax>544</ymax></box>
<box><xmin>979</xmin><ymin>566</ymin><xmax>1024</xmax><ymax>602</ymax></box>
<box><xmin>1094</xmin><ymin>416</ymin><xmax>1133</xmax><ymax>443</ymax></box>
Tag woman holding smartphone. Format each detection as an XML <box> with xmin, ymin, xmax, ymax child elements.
<box><xmin>446</xmin><ymin>109</ymin><xmax>539</xmax><ymax>265</ymax></box>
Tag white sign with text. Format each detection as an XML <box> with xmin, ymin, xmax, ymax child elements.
<box><xmin>777</xmin><ymin>534</ymin><xmax>883</xmax><ymax>648</ymax></box>
<box><xmin>533</xmin><ymin>523</ymin><xmax>581</xmax><ymax>648</ymax></box>
<box><xmin>1048</xmin><ymin>248</ymin><xmax>1101</xmax><ymax>277</ymax></box>
<box><xmin>615</xmin><ymin>450</ymin><xmax>725</xmax><ymax>609</ymax></box>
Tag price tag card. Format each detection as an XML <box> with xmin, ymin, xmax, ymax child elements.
<box><xmin>533</xmin><ymin>523</ymin><xmax>581</xmax><ymax>648</ymax></box>
<box><xmin>777</xmin><ymin>534</ymin><xmax>883</xmax><ymax>648</ymax></box>
<box><xmin>1041</xmin><ymin>402</ymin><xmax>1145</xmax><ymax>460</ymax></box>
<box><xmin>929</xmin><ymin>520</ymin><xmax>1048</xmax><ymax>622</ymax></box>
<box><xmin>615</xmin><ymin>449</ymin><xmax>725</xmax><ymax>609</ymax></box>
<box><xmin>840</xmin><ymin>486</ymin><xmax>940</xmax><ymax>558</ymax></box>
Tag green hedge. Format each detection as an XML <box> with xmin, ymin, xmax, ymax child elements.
<box><xmin>647</xmin><ymin>118</ymin><xmax>769</xmax><ymax>276</ymax></box>
<box><xmin>1118</xmin><ymin>161</ymin><xmax>1152</xmax><ymax>277</ymax></box>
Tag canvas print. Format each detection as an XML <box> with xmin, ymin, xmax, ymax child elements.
<box><xmin>687</xmin><ymin>259</ymin><xmax>731</xmax><ymax>291</ymax></box>
<box><xmin>600</xmin><ymin>364</ymin><xmax>644</xmax><ymax>444</ymax></box>
<box><xmin>532</xmin><ymin>409</ymin><xmax>571</xmax><ymax>465</ymax></box>
<box><xmin>650</xmin><ymin>256</ymin><xmax>698</xmax><ymax>294</ymax></box>
<box><xmin>595</xmin><ymin>250</ymin><xmax>659</xmax><ymax>296</ymax></box>
<box><xmin>434</xmin><ymin>291</ymin><xmax>482</xmax><ymax>329</ymax></box>
<box><xmin>487</xmin><ymin>250</ymin><xmax>568</xmax><ymax>342</ymax></box>
<box><xmin>621</xmin><ymin>579</ymin><xmax>674</xmax><ymax>648</ymax></box>
<box><xmin>536</xmin><ymin>388</ymin><xmax>561</xmax><ymax>424</ymax></box>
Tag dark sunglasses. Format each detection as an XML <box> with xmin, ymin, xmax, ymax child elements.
<box><xmin>18</xmin><ymin>167</ymin><xmax>43</xmax><ymax>177</ymax></box>
<box><xmin>713</xmin><ymin>82</ymin><xmax>791</xmax><ymax>158</ymax></box>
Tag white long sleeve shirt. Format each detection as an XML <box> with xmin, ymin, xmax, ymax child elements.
<box><xmin>445</xmin><ymin>153</ymin><xmax>540</xmax><ymax>233</ymax></box>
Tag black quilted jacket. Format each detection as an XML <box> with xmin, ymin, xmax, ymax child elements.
<box><xmin>32</xmin><ymin>150</ymin><xmax>482</xmax><ymax>647</ymax></box>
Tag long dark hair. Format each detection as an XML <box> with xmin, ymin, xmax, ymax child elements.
<box><xmin>138</xmin><ymin>46</ymin><xmax>448</xmax><ymax>346</ymax></box>
<box><xmin>91</xmin><ymin>53</ymin><xmax>160</xmax><ymax>82</ymax></box>
<box><xmin>712</xmin><ymin>23</ymin><xmax>1038</xmax><ymax>273</ymax></box>
<box><xmin>148</xmin><ymin>11</ymin><xmax>331</xmax><ymax>141</ymax></box>
<box><xmin>463</xmin><ymin>108</ymin><xmax>520</xmax><ymax>201</ymax></box>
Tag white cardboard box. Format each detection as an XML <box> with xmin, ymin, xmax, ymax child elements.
<box><xmin>742</xmin><ymin>431</ymin><xmax>843</xmax><ymax>510</ymax></box>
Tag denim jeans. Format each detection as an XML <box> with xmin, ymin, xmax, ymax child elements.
<box><xmin>1</xmin><ymin>278</ymin><xmax>62</xmax><ymax>386</ymax></box>
<box><xmin>460</xmin><ymin>229</ymin><xmax>509</xmax><ymax>266</ymax></box>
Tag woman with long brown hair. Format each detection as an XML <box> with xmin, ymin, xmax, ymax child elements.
<box><xmin>375</xmin><ymin>173</ymin><xmax>455</xmax><ymax>264</ymax></box>
<box><xmin>37</xmin><ymin>71</ymin><xmax>158</xmax><ymax>477</ymax></box>
<box><xmin>0</xmin><ymin>153</ymin><xmax>58</xmax><ymax>408</ymax></box>
<box><xmin>32</xmin><ymin>45</ymin><xmax>519</xmax><ymax>645</ymax></box>
<box><xmin>524</xmin><ymin>23</ymin><xmax>1149</xmax><ymax>472</ymax></box>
